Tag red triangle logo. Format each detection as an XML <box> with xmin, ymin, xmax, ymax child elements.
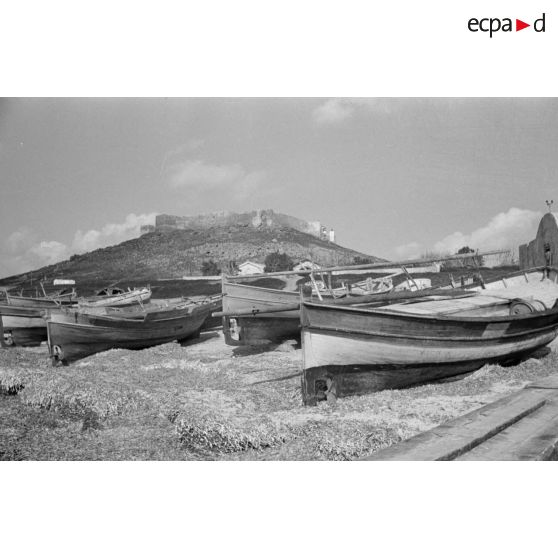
<box><xmin>516</xmin><ymin>19</ymin><xmax>530</xmax><ymax>31</ymax></box>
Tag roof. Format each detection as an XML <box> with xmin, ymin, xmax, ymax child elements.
<box><xmin>238</xmin><ymin>260</ymin><xmax>264</xmax><ymax>268</ymax></box>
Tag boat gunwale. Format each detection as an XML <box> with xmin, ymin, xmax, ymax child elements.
<box><xmin>302</xmin><ymin>319</ymin><xmax>558</xmax><ymax>343</ymax></box>
<box><xmin>224</xmin><ymin>293</ymin><xmax>299</xmax><ymax>305</ymax></box>
<box><xmin>46</xmin><ymin>318</ymin><xmax>199</xmax><ymax>335</ymax></box>
<box><xmin>223</xmin><ymin>281</ymin><xmax>300</xmax><ymax>297</ymax></box>
<box><xmin>301</xmin><ymin>299</ymin><xmax>558</xmax><ymax>325</ymax></box>
<box><xmin>0</xmin><ymin>304</ymin><xmax>48</xmax><ymax>318</ymax></box>
<box><xmin>48</xmin><ymin>304</ymin><xmax>209</xmax><ymax>327</ymax></box>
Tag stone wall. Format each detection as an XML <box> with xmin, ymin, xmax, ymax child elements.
<box><xmin>519</xmin><ymin>213</ymin><xmax>558</xmax><ymax>268</ymax></box>
<box><xmin>154</xmin><ymin>209</ymin><xmax>332</xmax><ymax>240</ymax></box>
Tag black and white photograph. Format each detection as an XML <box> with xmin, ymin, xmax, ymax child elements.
<box><xmin>2</xmin><ymin>2</ymin><xmax>557</xmax><ymax>557</ymax></box>
<box><xmin>3</xmin><ymin>97</ymin><xmax>558</xmax><ymax>461</ymax></box>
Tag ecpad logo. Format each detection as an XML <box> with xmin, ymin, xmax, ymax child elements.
<box><xmin>468</xmin><ymin>13</ymin><xmax>546</xmax><ymax>37</ymax></box>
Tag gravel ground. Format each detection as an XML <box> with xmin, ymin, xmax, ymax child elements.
<box><xmin>1</xmin><ymin>331</ymin><xmax>557</xmax><ymax>460</ymax></box>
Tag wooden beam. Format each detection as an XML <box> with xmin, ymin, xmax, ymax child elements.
<box><xmin>361</xmin><ymin>388</ymin><xmax>554</xmax><ymax>461</ymax></box>
<box><xmin>214</xmin><ymin>288</ymin><xmax>475</xmax><ymax>317</ymax></box>
<box><xmin>225</xmin><ymin>249</ymin><xmax>509</xmax><ymax>280</ymax></box>
<box><xmin>457</xmin><ymin>398</ymin><xmax>558</xmax><ymax>460</ymax></box>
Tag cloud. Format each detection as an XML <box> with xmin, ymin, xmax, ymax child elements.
<box><xmin>313</xmin><ymin>98</ymin><xmax>391</xmax><ymax>125</ymax></box>
<box><xmin>161</xmin><ymin>140</ymin><xmax>205</xmax><ymax>173</ymax></box>
<box><xmin>72</xmin><ymin>212</ymin><xmax>157</xmax><ymax>253</ymax></box>
<box><xmin>0</xmin><ymin>213</ymin><xmax>157</xmax><ymax>278</ymax></box>
<box><xmin>29</xmin><ymin>241</ymin><xmax>69</xmax><ymax>265</ymax></box>
<box><xmin>5</xmin><ymin>227</ymin><xmax>36</xmax><ymax>254</ymax></box>
<box><xmin>433</xmin><ymin>208</ymin><xmax>541</xmax><ymax>254</ymax></box>
<box><xmin>394</xmin><ymin>241</ymin><xmax>423</xmax><ymax>260</ymax></box>
<box><xmin>166</xmin><ymin>158</ymin><xmax>266</xmax><ymax>199</ymax></box>
<box><xmin>1</xmin><ymin>228</ymin><xmax>71</xmax><ymax>278</ymax></box>
<box><xmin>313</xmin><ymin>99</ymin><xmax>356</xmax><ymax>124</ymax></box>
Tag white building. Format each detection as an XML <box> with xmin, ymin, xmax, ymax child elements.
<box><xmin>53</xmin><ymin>279</ymin><xmax>76</xmax><ymax>286</ymax></box>
<box><xmin>237</xmin><ymin>261</ymin><xmax>266</xmax><ymax>275</ymax></box>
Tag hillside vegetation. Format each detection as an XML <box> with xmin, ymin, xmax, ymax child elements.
<box><xmin>0</xmin><ymin>225</ymin><xmax>380</xmax><ymax>290</ymax></box>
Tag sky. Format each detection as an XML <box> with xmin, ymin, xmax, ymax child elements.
<box><xmin>1</xmin><ymin>97</ymin><xmax>557</xmax><ymax>278</ymax></box>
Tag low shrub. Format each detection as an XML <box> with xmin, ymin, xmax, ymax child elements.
<box><xmin>175</xmin><ymin>413</ymin><xmax>287</xmax><ymax>453</ymax></box>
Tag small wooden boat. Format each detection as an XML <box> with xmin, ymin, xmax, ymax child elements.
<box><xmin>0</xmin><ymin>304</ymin><xmax>49</xmax><ymax>347</ymax></box>
<box><xmin>221</xmin><ymin>281</ymin><xmax>302</xmax><ymax>345</ymax></box>
<box><xmin>46</xmin><ymin>298</ymin><xmax>213</xmax><ymax>364</ymax></box>
<box><xmin>0</xmin><ymin>287</ymin><xmax>78</xmax><ymax>346</ymax></box>
<box><xmin>309</xmin><ymin>273</ymin><xmax>398</xmax><ymax>297</ymax></box>
<box><xmin>5</xmin><ymin>289</ymin><xmax>77</xmax><ymax>307</ymax></box>
<box><xmin>77</xmin><ymin>286</ymin><xmax>151</xmax><ymax>308</ymax></box>
<box><xmin>301</xmin><ymin>287</ymin><xmax>558</xmax><ymax>405</ymax></box>
<box><xmin>87</xmin><ymin>294</ymin><xmax>223</xmax><ymax>329</ymax></box>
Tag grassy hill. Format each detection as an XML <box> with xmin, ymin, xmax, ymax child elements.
<box><xmin>0</xmin><ymin>224</ymin><xmax>382</xmax><ymax>295</ymax></box>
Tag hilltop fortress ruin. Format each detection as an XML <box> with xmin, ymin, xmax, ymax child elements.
<box><xmin>141</xmin><ymin>209</ymin><xmax>336</xmax><ymax>243</ymax></box>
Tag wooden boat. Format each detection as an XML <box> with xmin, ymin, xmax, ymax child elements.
<box><xmin>87</xmin><ymin>294</ymin><xmax>223</xmax><ymax>329</ymax></box>
<box><xmin>300</xmin><ymin>288</ymin><xmax>558</xmax><ymax>405</ymax></box>
<box><xmin>309</xmin><ymin>273</ymin><xmax>398</xmax><ymax>297</ymax></box>
<box><xmin>77</xmin><ymin>286</ymin><xmax>151</xmax><ymax>308</ymax></box>
<box><xmin>5</xmin><ymin>289</ymin><xmax>77</xmax><ymax>307</ymax></box>
<box><xmin>348</xmin><ymin>274</ymin><xmax>397</xmax><ymax>295</ymax></box>
<box><xmin>0</xmin><ymin>304</ymin><xmax>49</xmax><ymax>346</ymax></box>
<box><xmin>221</xmin><ymin>281</ymin><xmax>303</xmax><ymax>345</ymax></box>
<box><xmin>46</xmin><ymin>298</ymin><xmax>213</xmax><ymax>364</ymax></box>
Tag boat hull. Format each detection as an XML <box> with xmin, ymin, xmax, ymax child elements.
<box><xmin>0</xmin><ymin>305</ymin><xmax>48</xmax><ymax>347</ymax></box>
<box><xmin>6</xmin><ymin>294</ymin><xmax>76</xmax><ymax>307</ymax></box>
<box><xmin>46</xmin><ymin>305</ymin><xmax>211</xmax><ymax>363</ymax></box>
<box><xmin>221</xmin><ymin>281</ymin><xmax>301</xmax><ymax>345</ymax></box>
<box><xmin>223</xmin><ymin>315</ymin><xmax>300</xmax><ymax>345</ymax></box>
<box><xmin>301</xmin><ymin>301</ymin><xmax>558</xmax><ymax>405</ymax></box>
<box><xmin>222</xmin><ymin>281</ymin><xmax>300</xmax><ymax>314</ymax></box>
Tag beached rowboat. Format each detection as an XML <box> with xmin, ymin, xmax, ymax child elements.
<box><xmin>221</xmin><ymin>281</ymin><xmax>302</xmax><ymax>345</ymax></box>
<box><xmin>77</xmin><ymin>286</ymin><xmax>151</xmax><ymax>308</ymax></box>
<box><xmin>46</xmin><ymin>298</ymin><xmax>212</xmax><ymax>364</ymax></box>
<box><xmin>300</xmin><ymin>286</ymin><xmax>558</xmax><ymax>405</ymax></box>
<box><xmin>5</xmin><ymin>290</ymin><xmax>77</xmax><ymax>307</ymax></box>
<box><xmin>87</xmin><ymin>294</ymin><xmax>223</xmax><ymax>329</ymax></box>
<box><xmin>0</xmin><ymin>304</ymin><xmax>49</xmax><ymax>346</ymax></box>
